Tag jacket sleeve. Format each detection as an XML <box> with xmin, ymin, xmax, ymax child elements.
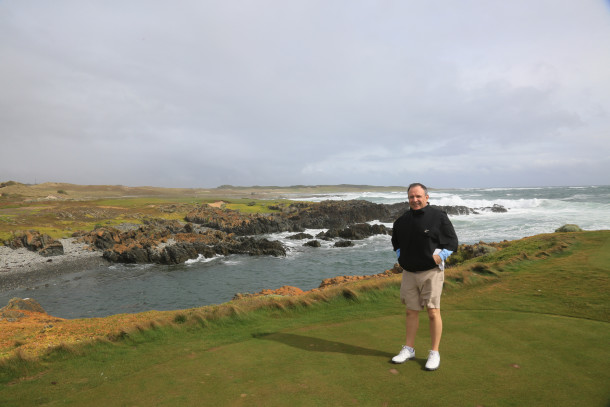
<box><xmin>391</xmin><ymin>220</ymin><xmax>399</xmax><ymax>251</ymax></box>
<box><xmin>439</xmin><ymin>212</ymin><xmax>458</xmax><ymax>252</ymax></box>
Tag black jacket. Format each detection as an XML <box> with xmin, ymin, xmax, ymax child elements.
<box><xmin>391</xmin><ymin>204</ymin><xmax>458</xmax><ymax>272</ymax></box>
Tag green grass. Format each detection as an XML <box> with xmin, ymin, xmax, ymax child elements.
<box><xmin>1</xmin><ymin>231</ymin><xmax>609</xmax><ymax>406</ymax></box>
<box><xmin>224</xmin><ymin>198</ymin><xmax>293</xmax><ymax>214</ymax></box>
<box><xmin>91</xmin><ymin>197</ymin><xmax>199</xmax><ymax>207</ymax></box>
<box><xmin>0</xmin><ymin>196</ymin><xmax>299</xmax><ymax>244</ymax></box>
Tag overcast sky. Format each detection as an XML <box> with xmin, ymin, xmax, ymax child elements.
<box><xmin>1</xmin><ymin>1</ymin><xmax>609</xmax><ymax>189</ymax></box>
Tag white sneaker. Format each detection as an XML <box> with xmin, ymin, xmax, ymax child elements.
<box><xmin>425</xmin><ymin>350</ymin><xmax>440</xmax><ymax>371</ymax></box>
<box><xmin>391</xmin><ymin>345</ymin><xmax>415</xmax><ymax>363</ymax></box>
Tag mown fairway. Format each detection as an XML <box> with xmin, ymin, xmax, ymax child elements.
<box><xmin>1</xmin><ymin>231</ymin><xmax>609</xmax><ymax>406</ymax></box>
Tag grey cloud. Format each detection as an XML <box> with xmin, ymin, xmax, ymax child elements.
<box><xmin>1</xmin><ymin>1</ymin><xmax>609</xmax><ymax>188</ymax></box>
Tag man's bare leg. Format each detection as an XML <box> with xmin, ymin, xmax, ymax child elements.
<box><xmin>427</xmin><ymin>308</ymin><xmax>442</xmax><ymax>351</ymax></box>
<box><xmin>405</xmin><ymin>309</ymin><xmax>419</xmax><ymax>348</ymax></box>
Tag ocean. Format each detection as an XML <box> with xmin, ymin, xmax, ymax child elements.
<box><xmin>1</xmin><ymin>185</ymin><xmax>608</xmax><ymax>319</ymax></box>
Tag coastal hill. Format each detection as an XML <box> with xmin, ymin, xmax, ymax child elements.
<box><xmin>0</xmin><ymin>181</ymin><xmax>408</xmax><ymax>246</ymax></box>
<box><xmin>0</xmin><ymin>181</ymin><xmax>406</xmax><ymax>200</ymax></box>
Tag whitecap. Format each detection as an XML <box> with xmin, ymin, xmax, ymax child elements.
<box><xmin>185</xmin><ymin>254</ymin><xmax>223</xmax><ymax>264</ymax></box>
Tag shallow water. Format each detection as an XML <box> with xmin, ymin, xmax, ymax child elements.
<box><xmin>4</xmin><ymin>234</ymin><xmax>394</xmax><ymax>318</ymax></box>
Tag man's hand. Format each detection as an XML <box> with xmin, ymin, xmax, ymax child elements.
<box><xmin>433</xmin><ymin>254</ymin><xmax>442</xmax><ymax>265</ymax></box>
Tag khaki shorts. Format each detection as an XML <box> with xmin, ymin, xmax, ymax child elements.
<box><xmin>400</xmin><ymin>267</ymin><xmax>444</xmax><ymax>310</ymax></box>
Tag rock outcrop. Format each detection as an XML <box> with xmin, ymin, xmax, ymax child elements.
<box><xmin>333</xmin><ymin>240</ymin><xmax>354</xmax><ymax>248</ymax></box>
<box><xmin>185</xmin><ymin>200</ymin><xmax>507</xmax><ymax>237</ymax></box>
<box><xmin>304</xmin><ymin>240</ymin><xmax>321</xmax><ymax>248</ymax></box>
<box><xmin>1</xmin><ymin>297</ymin><xmax>47</xmax><ymax>321</ymax></box>
<box><xmin>73</xmin><ymin>199</ymin><xmax>509</xmax><ymax>266</ymax></box>
<box><xmin>287</xmin><ymin>232</ymin><xmax>314</xmax><ymax>240</ymax></box>
<box><xmin>185</xmin><ymin>200</ymin><xmax>392</xmax><ymax>235</ymax></box>
<box><xmin>79</xmin><ymin>225</ymin><xmax>286</xmax><ymax>265</ymax></box>
<box><xmin>5</xmin><ymin>231</ymin><xmax>64</xmax><ymax>257</ymax></box>
<box><xmin>383</xmin><ymin>202</ymin><xmax>507</xmax><ymax>221</ymax></box>
<box><xmin>445</xmin><ymin>242</ymin><xmax>501</xmax><ymax>266</ymax></box>
<box><xmin>316</xmin><ymin>223</ymin><xmax>388</xmax><ymax>240</ymax></box>
<box><xmin>185</xmin><ymin>206</ymin><xmax>298</xmax><ymax>235</ymax></box>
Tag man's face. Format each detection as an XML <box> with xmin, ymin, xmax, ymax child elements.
<box><xmin>408</xmin><ymin>186</ymin><xmax>429</xmax><ymax>210</ymax></box>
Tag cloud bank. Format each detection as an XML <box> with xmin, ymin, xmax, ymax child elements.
<box><xmin>1</xmin><ymin>0</ymin><xmax>609</xmax><ymax>188</ymax></box>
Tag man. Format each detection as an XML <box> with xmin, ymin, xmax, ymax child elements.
<box><xmin>390</xmin><ymin>183</ymin><xmax>458</xmax><ymax>371</ymax></box>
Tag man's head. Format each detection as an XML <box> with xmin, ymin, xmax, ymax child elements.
<box><xmin>407</xmin><ymin>183</ymin><xmax>429</xmax><ymax>211</ymax></box>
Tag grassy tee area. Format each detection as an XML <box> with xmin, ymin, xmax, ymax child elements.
<box><xmin>0</xmin><ymin>230</ymin><xmax>608</xmax><ymax>406</ymax></box>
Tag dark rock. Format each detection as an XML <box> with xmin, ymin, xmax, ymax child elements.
<box><xmin>318</xmin><ymin>223</ymin><xmax>388</xmax><ymax>240</ymax></box>
<box><xmin>185</xmin><ymin>206</ymin><xmax>298</xmax><ymax>235</ymax></box>
<box><xmin>84</xmin><ymin>227</ymin><xmax>122</xmax><ymax>250</ymax></box>
<box><xmin>432</xmin><ymin>205</ymin><xmax>474</xmax><ymax>216</ymax></box>
<box><xmin>39</xmin><ymin>240</ymin><xmax>65</xmax><ymax>257</ymax></box>
<box><xmin>103</xmin><ymin>246</ymin><xmax>151</xmax><ymax>263</ymax></box>
<box><xmin>334</xmin><ymin>240</ymin><xmax>354</xmax><ymax>248</ymax></box>
<box><xmin>293</xmin><ymin>200</ymin><xmax>390</xmax><ymax>230</ymax></box>
<box><xmin>304</xmin><ymin>240</ymin><xmax>321</xmax><ymax>248</ymax></box>
<box><xmin>489</xmin><ymin>204</ymin><xmax>508</xmax><ymax>213</ymax></box>
<box><xmin>287</xmin><ymin>232</ymin><xmax>314</xmax><ymax>240</ymax></box>
<box><xmin>317</xmin><ymin>229</ymin><xmax>339</xmax><ymax>239</ymax></box>
<box><xmin>185</xmin><ymin>200</ymin><xmax>391</xmax><ymax>235</ymax></box>
<box><xmin>231</xmin><ymin>237</ymin><xmax>286</xmax><ymax>257</ymax></box>
<box><xmin>339</xmin><ymin>223</ymin><xmax>388</xmax><ymax>240</ymax></box>
<box><xmin>383</xmin><ymin>202</ymin><xmax>507</xmax><ymax>219</ymax></box>
<box><xmin>159</xmin><ymin>243</ymin><xmax>216</xmax><ymax>264</ymax></box>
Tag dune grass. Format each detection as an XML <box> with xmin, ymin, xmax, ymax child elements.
<box><xmin>0</xmin><ymin>231</ymin><xmax>609</xmax><ymax>406</ymax></box>
<box><xmin>0</xmin><ymin>192</ymin><xmax>294</xmax><ymax>242</ymax></box>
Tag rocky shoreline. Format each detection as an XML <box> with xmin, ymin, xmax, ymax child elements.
<box><xmin>0</xmin><ymin>200</ymin><xmax>508</xmax><ymax>293</ymax></box>
<box><xmin>0</xmin><ymin>238</ymin><xmax>109</xmax><ymax>291</ymax></box>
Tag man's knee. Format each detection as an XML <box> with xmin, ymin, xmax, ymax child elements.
<box><xmin>427</xmin><ymin>308</ymin><xmax>441</xmax><ymax>320</ymax></box>
<box><xmin>406</xmin><ymin>309</ymin><xmax>419</xmax><ymax>319</ymax></box>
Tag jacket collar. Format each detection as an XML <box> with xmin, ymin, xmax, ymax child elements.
<box><xmin>410</xmin><ymin>203</ymin><xmax>429</xmax><ymax>215</ymax></box>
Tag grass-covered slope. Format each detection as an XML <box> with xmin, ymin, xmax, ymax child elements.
<box><xmin>0</xmin><ymin>182</ymin><xmax>405</xmax><ymax>242</ymax></box>
<box><xmin>1</xmin><ymin>231</ymin><xmax>609</xmax><ymax>406</ymax></box>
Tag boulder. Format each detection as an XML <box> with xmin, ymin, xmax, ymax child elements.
<box><xmin>2</xmin><ymin>297</ymin><xmax>46</xmax><ymax>313</ymax></box>
<box><xmin>83</xmin><ymin>227</ymin><xmax>122</xmax><ymax>250</ymax></box>
<box><xmin>39</xmin><ymin>240</ymin><xmax>65</xmax><ymax>257</ymax></box>
<box><xmin>103</xmin><ymin>245</ymin><xmax>153</xmax><ymax>263</ymax></box>
<box><xmin>287</xmin><ymin>232</ymin><xmax>314</xmax><ymax>240</ymax></box>
<box><xmin>6</xmin><ymin>231</ymin><xmax>64</xmax><ymax>256</ymax></box>
<box><xmin>159</xmin><ymin>243</ymin><xmax>216</xmax><ymax>264</ymax></box>
<box><xmin>334</xmin><ymin>240</ymin><xmax>354</xmax><ymax>248</ymax></box>
<box><xmin>339</xmin><ymin>223</ymin><xmax>388</xmax><ymax>240</ymax></box>
<box><xmin>231</xmin><ymin>237</ymin><xmax>286</xmax><ymax>257</ymax></box>
<box><xmin>446</xmin><ymin>242</ymin><xmax>500</xmax><ymax>266</ymax></box>
<box><xmin>489</xmin><ymin>204</ymin><xmax>508</xmax><ymax>213</ymax></box>
<box><xmin>304</xmin><ymin>240</ymin><xmax>321</xmax><ymax>248</ymax></box>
